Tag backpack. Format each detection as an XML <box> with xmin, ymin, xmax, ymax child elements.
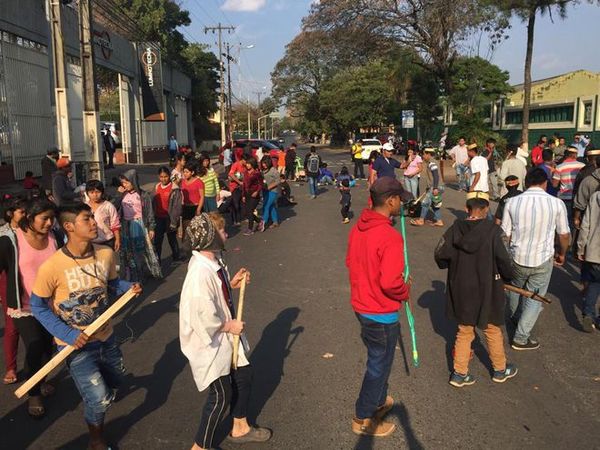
<box><xmin>307</xmin><ymin>153</ymin><xmax>320</xmax><ymax>174</ymax></box>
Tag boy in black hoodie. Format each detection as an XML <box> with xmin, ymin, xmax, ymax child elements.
<box><xmin>434</xmin><ymin>191</ymin><xmax>517</xmax><ymax>387</ymax></box>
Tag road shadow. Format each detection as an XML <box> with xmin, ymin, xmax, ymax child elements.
<box><xmin>548</xmin><ymin>263</ymin><xmax>582</xmax><ymax>331</ymax></box>
<box><xmin>353</xmin><ymin>402</ymin><xmax>424</xmax><ymax>450</ymax></box>
<box><xmin>60</xmin><ymin>337</ymin><xmax>187</xmax><ymax>450</ymax></box>
<box><xmin>247</xmin><ymin>307</ymin><xmax>302</xmax><ymax>424</ymax></box>
<box><xmin>446</xmin><ymin>207</ymin><xmax>467</xmax><ymax>220</ymax></box>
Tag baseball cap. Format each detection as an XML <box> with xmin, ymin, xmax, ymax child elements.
<box><xmin>57</xmin><ymin>157</ymin><xmax>71</xmax><ymax>169</ymax></box>
<box><xmin>369</xmin><ymin>177</ymin><xmax>413</xmax><ymax>202</ymax></box>
<box><xmin>382</xmin><ymin>142</ymin><xmax>394</xmax><ymax>151</ymax></box>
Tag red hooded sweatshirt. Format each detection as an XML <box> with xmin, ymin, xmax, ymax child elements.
<box><xmin>346</xmin><ymin>208</ymin><xmax>410</xmax><ymax>315</ymax></box>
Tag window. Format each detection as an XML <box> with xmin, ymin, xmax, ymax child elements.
<box><xmin>505</xmin><ymin>105</ymin><xmax>574</xmax><ymax>125</ymax></box>
<box><xmin>583</xmin><ymin>102</ymin><xmax>593</xmax><ymax>125</ymax></box>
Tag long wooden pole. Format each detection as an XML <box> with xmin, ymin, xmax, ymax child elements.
<box><xmin>232</xmin><ymin>274</ymin><xmax>247</xmax><ymax>370</ymax></box>
<box><xmin>15</xmin><ymin>289</ymin><xmax>138</xmax><ymax>399</ymax></box>
<box><xmin>504</xmin><ymin>284</ymin><xmax>551</xmax><ymax>305</ymax></box>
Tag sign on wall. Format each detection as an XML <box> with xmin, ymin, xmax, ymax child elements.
<box><xmin>138</xmin><ymin>43</ymin><xmax>165</xmax><ymax>121</ymax></box>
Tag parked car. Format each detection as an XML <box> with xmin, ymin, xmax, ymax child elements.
<box><xmin>102</xmin><ymin>122</ymin><xmax>121</xmax><ymax>146</ymax></box>
<box><xmin>360</xmin><ymin>139</ymin><xmax>382</xmax><ymax>162</ymax></box>
<box><xmin>219</xmin><ymin>139</ymin><xmax>280</xmax><ymax>163</ymax></box>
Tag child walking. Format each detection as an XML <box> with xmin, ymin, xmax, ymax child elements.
<box><xmin>200</xmin><ymin>152</ymin><xmax>220</xmax><ymax>212</ymax></box>
<box><xmin>339</xmin><ymin>179</ymin><xmax>352</xmax><ymax>224</ymax></box>
<box><xmin>179</xmin><ymin>213</ymin><xmax>271</xmax><ymax>449</ymax></box>
<box><xmin>434</xmin><ymin>191</ymin><xmax>518</xmax><ymax>387</ymax></box>
<box><xmin>85</xmin><ymin>180</ymin><xmax>121</xmax><ymax>250</ymax></box>
<box><xmin>153</xmin><ymin>166</ymin><xmax>182</xmax><ymax>264</ymax></box>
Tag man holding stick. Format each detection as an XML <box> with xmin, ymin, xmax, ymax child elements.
<box><xmin>30</xmin><ymin>203</ymin><xmax>141</xmax><ymax>450</ymax></box>
<box><xmin>179</xmin><ymin>212</ymin><xmax>271</xmax><ymax>450</ymax></box>
<box><xmin>501</xmin><ymin>168</ymin><xmax>570</xmax><ymax>350</ymax></box>
<box><xmin>346</xmin><ymin>177</ymin><xmax>412</xmax><ymax>437</ymax></box>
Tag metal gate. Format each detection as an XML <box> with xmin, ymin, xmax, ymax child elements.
<box><xmin>0</xmin><ymin>33</ymin><xmax>55</xmax><ymax>179</ymax></box>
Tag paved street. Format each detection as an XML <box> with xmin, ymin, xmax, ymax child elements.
<box><xmin>1</xmin><ymin>146</ymin><xmax>599</xmax><ymax>450</ymax></box>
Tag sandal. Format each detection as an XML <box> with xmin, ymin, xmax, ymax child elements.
<box><xmin>227</xmin><ymin>427</ymin><xmax>272</xmax><ymax>443</ymax></box>
<box><xmin>430</xmin><ymin>221</ymin><xmax>445</xmax><ymax>227</ymax></box>
<box><xmin>3</xmin><ymin>370</ymin><xmax>17</xmax><ymax>385</ymax></box>
<box><xmin>410</xmin><ymin>219</ymin><xmax>425</xmax><ymax>227</ymax></box>
<box><xmin>41</xmin><ymin>382</ymin><xmax>55</xmax><ymax>397</ymax></box>
<box><xmin>27</xmin><ymin>395</ymin><xmax>45</xmax><ymax>419</ymax></box>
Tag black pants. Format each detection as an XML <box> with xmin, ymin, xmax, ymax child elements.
<box><xmin>154</xmin><ymin>216</ymin><xmax>179</xmax><ymax>261</ymax></box>
<box><xmin>195</xmin><ymin>365</ymin><xmax>253</xmax><ymax>448</ymax></box>
<box><xmin>353</xmin><ymin>158</ymin><xmax>364</xmax><ymax>179</ymax></box>
<box><xmin>285</xmin><ymin>166</ymin><xmax>295</xmax><ymax>180</ymax></box>
<box><xmin>245</xmin><ymin>194</ymin><xmax>260</xmax><ymax>231</ymax></box>
<box><xmin>341</xmin><ymin>202</ymin><xmax>351</xmax><ymax>219</ymax></box>
<box><xmin>103</xmin><ymin>150</ymin><xmax>115</xmax><ymax>168</ymax></box>
<box><xmin>14</xmin><ymin>316</ymin><xmax>54</xmax><ymax>397</ymax></box>
<box><xmin>231</xmin><ymin>189</ymin><xmax>243</xmax><ymax>224</ymax></box>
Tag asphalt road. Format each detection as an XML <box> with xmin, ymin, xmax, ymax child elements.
<box><xmin>0</xmin><ymin>146</ymin><xmax>599</xmax><ymax>449</ymax></box>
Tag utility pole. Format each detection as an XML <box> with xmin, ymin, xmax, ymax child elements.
<box><xmin>247</xmin><ymin>95</ymin><xmax>251</xmax><ymax>139</ymax></box>
<box><xmin>254</xmin><ymin>91</ymin><xmax>263</xmax><ymax>139</ymax></box>
<box><xmin>78</xmin><ymin>0</ymin><xmax>103</xmax><ymax>182</ymax></box>
<box><xmin>48</xmin><ymin>0</ymin><xmax>71</xmax><ymax>157</ymax></box>
<box><xmin>225</xmin><ymin>43</ymin><xmax>233</xmax><ymax>141</ymax></box>
<box><xmin>205</xmin><ymin>24</ymin><xmax>235</xmax><ymax>146</ymax></box>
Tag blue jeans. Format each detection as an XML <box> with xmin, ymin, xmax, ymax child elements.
<box><xmin>456</xmin><ymin>163</ymin><xmax>468</xmax><ymax>191</ymax></box>
<box><xmin>420</xmin><ymin>187</ymin><xmax>444</xmax><ymax>222</ymax></box>
<box><xmin>262</xmin><ymin>190</ymin><xmax>279</xmax><ymax>225</ymax></box>
<box><xmin>319</xmin><ymin>175</ymin><xmax>334</xmax><ymax>185</ymax></box>
<box><xmin>404</xmin><ymin>176</ymin><xmax>419</xmax><ymax>198</ymax></box>
<box><xmin>308</xmin><ymin>176</ymin><xmax>318</xmax><ymax>196</ymax></box>
<box><xmin>507</xmin><ymin>258</ymin><xmax>553</xmax><ymax>344</ymax></box>
<box><xmin>584</xmin><ymin>283</ymin><xmax>600</xmax><ymax>319</ymax></box>
<box><xmin>355</xmin><ymin>314</ymin><xmax>399</xmax><ymax>419</ymax></box>
<box><xmin>65</xmin><ymin>336</ymin><xmax>125</xmax><ymax>425</ymax></box>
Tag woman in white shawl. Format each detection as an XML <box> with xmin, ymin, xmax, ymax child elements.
<box><xmin>179</xmin><ymin>212</ymin><xmax>272</xmax><ymax>450</ymax></box>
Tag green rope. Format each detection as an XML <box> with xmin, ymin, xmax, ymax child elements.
<box><xmin>399</xmin><ymin>207</ymin><xmax>419</xmax><ymax>368</ymax></box>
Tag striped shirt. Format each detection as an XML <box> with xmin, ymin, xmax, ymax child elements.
<box><xmin>201</xmin><ymin>168</ymin><xmax>220</xmax><ymax>198</ymax></box>
<box><xmin>553</xmin><ymin>158</ymin><xmax>585</xmax><ymax>200</ymax></box>
<box><xmin>501</xmin><ymin>187</ymin><xmax>570</xmax><ymax>267</ymax></box>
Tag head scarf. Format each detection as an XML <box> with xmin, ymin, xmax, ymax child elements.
<box><xmin>186</xmin><ymin>213</ymin><xmax>224</xmax><ymax>252</ymax></box>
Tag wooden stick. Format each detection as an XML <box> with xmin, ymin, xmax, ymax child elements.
<box><xmin>15</xmin><ymin>288</ymin><xmax>138</xmax><ymax>399</ymax></box>
<box><xmin>232</xmin><ymin>274</ymin><xmax>248</xmax><ymax>370</ymax></box>
<box><xmin>504</xmin><ymin>284</ymin><xmax>551</xmax><ymax>304</ymax></box>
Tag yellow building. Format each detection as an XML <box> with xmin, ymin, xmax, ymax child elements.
<box><xmin>492</xmin><ymin>70</ymin><xmax>600</xmax><ymax>144</ymax></box>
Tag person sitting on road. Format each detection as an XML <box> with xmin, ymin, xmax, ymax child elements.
<box><xmin>435</xmin><ymin>191</ymin><xmax>517</xmax><ymax>388</ymax></box>
<box><xmin>278</xmin><ymin>174</ymin><xmax>297</xmax><ymax>207</ymax></box>
<box><xmin>318</xmin><ymin>163</ymin><xmax>335</xmax><ymax>186</ymax></box>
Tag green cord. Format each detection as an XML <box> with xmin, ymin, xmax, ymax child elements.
<box><xmin>399</xmin><ymin>207</ymin><xmax>419</xmax><ymax>368</ymax></box>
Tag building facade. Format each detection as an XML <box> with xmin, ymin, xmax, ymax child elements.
<box><xmin>0</xmin><ymin>0</ymin><xmax>193</xmax><ymax>182</ymax></box>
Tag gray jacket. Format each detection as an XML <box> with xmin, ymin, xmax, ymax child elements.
<box><xmin>574</xmin><ymin>168</ymin><xmax>600</xmax><ymax>212</ymax></box>
<box><xmin>52</xmin><ymin>170</ymin><xmax>77</xmax><ymax>206</ymax></box>
<box><xmin>577</xmin><ymin>191</ymin><xmax>600</xmax><ymax>264</ymax></box>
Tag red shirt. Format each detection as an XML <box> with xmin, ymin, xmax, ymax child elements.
<box><xmin>228</xmin><ymin>161</ymin><xmax>247</xmax><ymax>191</ymax></box>
<box><xmin>243</xmin><ymin>170</ymin><xmax>263</xmax><ymax>196</ymax></box>
<box><xmin>531</xmin><ymin>145</ymin><xmax>544</xmax><ymax>166</ymax></box>
<box><xmin>23</xmin><ymin>177</ymin><xmax>38</xmax><ymax>189</ymax></box>
<box><xmin>346</xmin><ymin>209</ymin><xmax>410</xmax><ymax>314</ymax></box>
<box><xmin>181</xmin><ymin>178</ymin><xmax>204</xmax><ymax>205</ymax></box>
<box><xmin>154</xmin><ymin>182</ymin><xmax>172</xmax><ymax>218</ymax></box>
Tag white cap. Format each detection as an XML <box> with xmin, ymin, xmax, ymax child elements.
<box><xmin>382</xmin><ymin>142</ymin><xmax>394</xmax><ymax>151</ymax></box>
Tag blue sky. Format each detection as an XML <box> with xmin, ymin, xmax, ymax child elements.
<box><xmin>181</xmin><ymin>0</ymin><xmax>600</xmax><ymax>103</ymax></box>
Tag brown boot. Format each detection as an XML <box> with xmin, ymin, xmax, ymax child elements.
<box><xmin>351</xmin><ymin>417</ymin><xmax>395</xmax><ymax>437</ymax></box>
<box><xmin>373</xmin><ymin>395</ymin><xmax>394</xmax><ymax>421</ymax></box>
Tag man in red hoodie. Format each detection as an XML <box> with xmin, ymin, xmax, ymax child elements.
<box><xmin>346</xmin><ymin>177</ymin><xmax>413</xmax><ymax>437</ymax></box>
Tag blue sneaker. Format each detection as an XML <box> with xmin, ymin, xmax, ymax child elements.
<box><xmin>492</xmin><ymin>363</ymin><xmax>518</xmax><ymax>383</ymax></box>
<box><xmin>449</xmin><ymin>372</ymin><xmax>476</xmax><ymax>388</ymax></box>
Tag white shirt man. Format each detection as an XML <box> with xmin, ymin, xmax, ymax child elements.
<box><xmin>467</xmin><ymin>145</ymin><xmax>489</xmax><ymax>192</ymax></box>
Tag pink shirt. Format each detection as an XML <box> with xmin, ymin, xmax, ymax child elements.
<box><xmin>89</xmin><ymin>200</ymin><xmax>121</xmax><ymax>242</ymax></box>
<box><xmin>122</xmin><ymin>191</ymin><xmax>143</xmax><ymax>220</ymax></box>
<box><xmin>404</xmin><ymin>155</ymin><xmax>423</xmax><ymax>177</ymax></box>
<box><xmin>11</xmin><ymin>230</ymin><xmax>57</xmax><ymax>315</ymax></box>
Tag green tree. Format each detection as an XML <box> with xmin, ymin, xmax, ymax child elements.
<box><xmin>492</xmin><ymin>0</ymin><xmax>598</xmax><ymax>145</ymax></box>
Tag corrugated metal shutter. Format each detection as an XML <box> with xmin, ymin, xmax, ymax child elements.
<box><xmin>175</xmin><ymin>97</ymin><xmax>188</xmax><ymax>146</ymax></box>
<box><xmin>1</xmin><ymin>38</ymin><xmax>55</xmax><ymax>179</ymax></box>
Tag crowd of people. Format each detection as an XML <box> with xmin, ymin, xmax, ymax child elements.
<box><xmin>0</xmin><ymin>131</ymin><xmax>598</xmax><ymax>447</ymax></box>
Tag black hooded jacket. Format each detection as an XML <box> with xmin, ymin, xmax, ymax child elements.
<box><xmin>434</xmin><ymin>219</ymin><xmax>514</xmax><ymax>328</ymax></box>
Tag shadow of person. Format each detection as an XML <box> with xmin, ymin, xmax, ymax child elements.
<box><xmin>353</xmin><ymin>402</ymin><xmax>424</xmax><ymax>450</ymax></box>
<box><xmin>59</xmin><ymin>337</ymin><xmax>187</xmax><ymax>450</ymax></box>
<box><xmin>247</xmin><ymin>307</ymin><xmax>302</xmax><ymax>424</ymax></box>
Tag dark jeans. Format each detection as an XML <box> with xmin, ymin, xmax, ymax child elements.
<box><xmin>354</xmin><ymin>158</ymin><xmax>365</xmax><ymax>179</ymax></box>
<box><xmin>341</xmin><ymin>202</ymin><xmax>351</xmax><ymax>219</ymax></box>
<box><xmin>154</xmin><ymin>216</ymin><xmax>179</xmax><ymax>261</ymax></box>
<box><xmin>245</xmin><ymin>194</ymin><xmax>260</xmax><ymax>230</ymax></box>
<box><xmin>103</xmin><ymin>150</ymin><xmax>114</xmax><ymax>168</ymax></box>
<box><xmin>195</xmin><ymin>365</ymin><xmax>253</xmax><ymax>448</ymax></box>
<box><xmin>285</xmin><ymin>165</ymin><xmax>295</xmax><ymax>180</ymax></box>
<box><xmin>355</xmin><ymin>314</ymin><xmax>399</xmax><ymax>419</ymax></box>
<box><xmin>66</xmin><ymin>336</ymin><xmax>125</xmax><ymax>425</ymax></box>
<box><xmin>14</xmin><ymin>316</ymin><xmax>53</xmax><ymax>397</ymax></box>
<box><xmin>231</xmin><ymin>188</ymin><xmax>243</xmax><ymax>224</ymax></box>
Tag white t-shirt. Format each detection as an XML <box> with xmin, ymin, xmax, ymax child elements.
<box><xmin>449</xmin><ymin>145</ymin><xmax>469</xmax><ymax>165</ymax></box>
<box><xmin>470</xmin><ymin>155</ymin><xmax>489</xmax><ymax>192</ymax></box>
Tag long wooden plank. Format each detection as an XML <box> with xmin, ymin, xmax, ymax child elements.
<box><xmin>232</xmin><ymin>274</ymin><xmax>247</xmax><ymax>370</ymax></box>
<box><xmin>15</xmin><ymin>289</ymin><xmax>138</xmax><ymax>399</ymax></box>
